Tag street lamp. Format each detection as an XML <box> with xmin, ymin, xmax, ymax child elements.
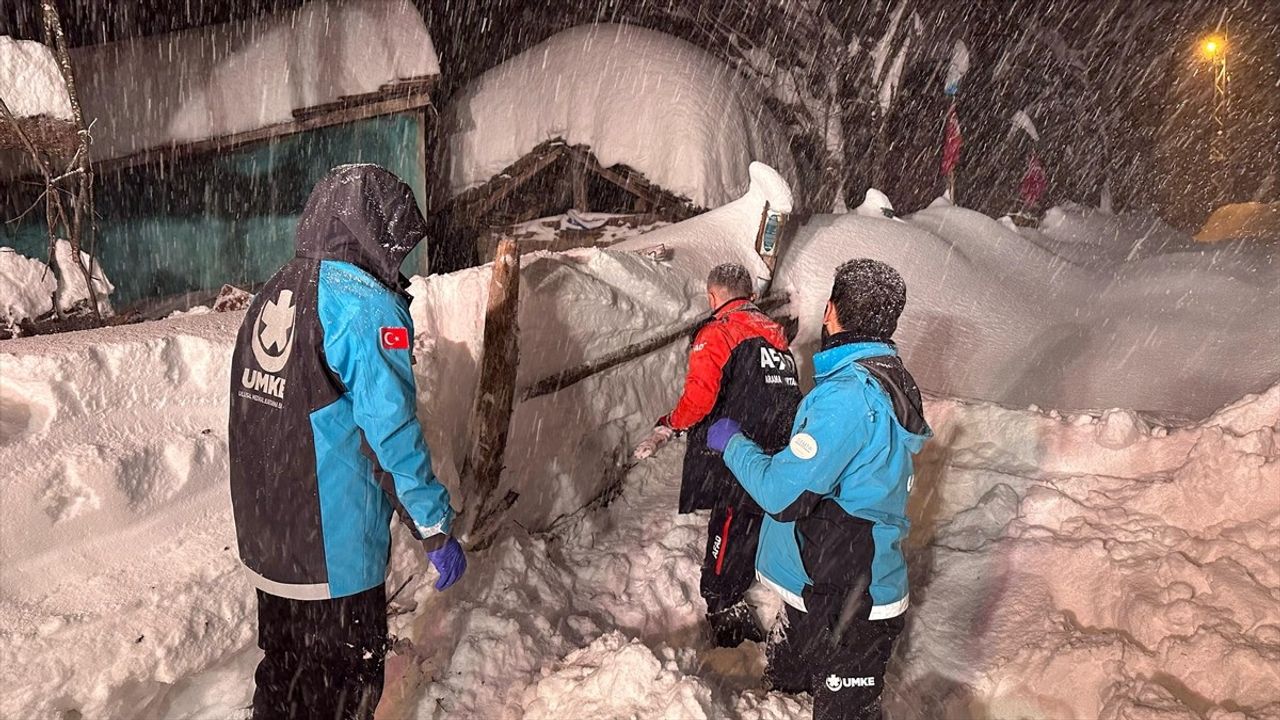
<box><xmin>1200</xmin><ymin>35</ymin><xmax>1224</xmax><ymax>59</ymax></box>
<box><xmin>1199</xmin><ymin>32</ymin><xmax>1229</xmax><ymax>165</ymax></box>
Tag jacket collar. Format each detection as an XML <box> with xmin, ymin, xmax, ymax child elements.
<box><xmin>814</xmin><ymin>337</ymin><xmax>898</xmax><ymax>381</ymax></box>
<box><xmin>711</xmin><ymin>297</ymin><xmax>752</xmax><ymax>319</ymax></box>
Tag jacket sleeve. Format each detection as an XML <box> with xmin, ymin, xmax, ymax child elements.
<box><xmin>722</xmin><ymin>383</ymin><xmax>871</xmax><ymax>519</ymax></box>
<box><xmin>664</xmin><ymin>324</ymin><xmax>733</xmax><ymax>430</ymax></box>
<box><xmin>324</xmin><ymin>296</ymin><xmax>454</xmax><ymax>540</ymax></box>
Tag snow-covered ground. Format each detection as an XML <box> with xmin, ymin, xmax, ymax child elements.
<box><xmin>0</xmin><ymin>242</ymin><xmax>115</xmax><ymax>334</ymax></box>
<box><xmin>1</xmin><ymin>166</ymin><xmax>1277</xmax><ymax>719</ymax></box>
<box><xmin>444</xmin><ymin>24</ymin><xmax>797</xmax><ymax>209</ymax></box>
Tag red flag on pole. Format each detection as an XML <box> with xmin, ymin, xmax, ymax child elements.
<box><xmin>1019</xmin><ymin>152</ymin><xmax>1047</xmax><ymax>208</ymax></box>
<box><xmin>941</xmin><ymin>101</ymin><xmax>962</xmax><ymax>177</ymax></box>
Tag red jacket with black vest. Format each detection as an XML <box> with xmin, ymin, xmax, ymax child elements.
<box><xmin>662</xmin><ymin>298</ymin><xmax>801</xmax><ymax>514</ymax></box>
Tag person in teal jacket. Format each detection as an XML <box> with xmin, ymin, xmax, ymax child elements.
<box><xmin>230</xmin><ymin>165</ymin><xmax>465</xmax><ymax>719</ymax></box>
<box><xmin>707</xmin><ymin>258</ymin><xmax>931</xmax><ymax>720</ymax></box>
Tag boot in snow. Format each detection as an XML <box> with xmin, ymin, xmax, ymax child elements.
<box><xmin>708</xmin><ymin>601</ymin><xmax>766</xmax><ymax>648</ymax></box>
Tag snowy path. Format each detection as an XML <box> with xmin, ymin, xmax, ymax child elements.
<box><xmin>377</xmin><ymin>443</ymin><xmax>807</xmax><ymax>719</ymax></box>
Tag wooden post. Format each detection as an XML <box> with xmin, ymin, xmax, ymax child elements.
<box><xmin>570</xmin><ymin>153</ymin><xmax>589</xmax><ymax>212</ymax></box>
<box><xmin>461</xmin><ymin>238</ymin><xmax>521</xmax><ymax>547</ymax></box>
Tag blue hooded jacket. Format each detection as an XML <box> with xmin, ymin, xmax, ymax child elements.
<box><xmin>723</xmin><ymin>340</ymin><xmax>930</xmax><ymax>619</ymax></box>
<box><xmin>229</xmin><ymin>165</ymin><xmax>453</xmax><ymax>600</ymax></box>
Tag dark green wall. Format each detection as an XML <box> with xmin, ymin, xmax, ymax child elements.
<box><xmin>1</xmin><ymin>112</ymin><xmax>425</xmax><ymax>308</ymax></box>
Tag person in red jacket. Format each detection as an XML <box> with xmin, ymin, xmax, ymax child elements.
<box><xmin>634</xmin><ymin>263</ymin><xmax>801</xmax><ymax>647</ymax></box>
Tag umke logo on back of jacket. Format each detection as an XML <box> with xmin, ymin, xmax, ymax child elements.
<box><xmin>241</xmin><ymin>290</ymin><xmax>295</xmax><ymax>402</ymax></box>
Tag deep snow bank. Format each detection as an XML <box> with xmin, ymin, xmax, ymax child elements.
<box><xmin>444</xmin><ymin>24</ymin><xmax>796</xmax><ymax>208</ymax></box>
<box><xmin>779</xmin><ymin>204</ymin><xmax>1279</xmax><ymax>418</ymax></box>
<box><xmin>0</xmin><ymin>247</ymin><xmax>55</xmax><ymax>332</ymax></box>
<box><xmin>385</xmin><ymin>382</ymin><xmax>1280</xmax><ymax>720</ymax></box>
<box><xmin>890</xmin><ymin>385</ymin><xmax>1280</xmax><ymax>720</ymax></box>
<box><xmin>0</xmin><ymin>312</ymin><xmax>250</xmax><ymax>719</ymax></box>
<box><xmin>0</xmin><ymin>243</ymin><xmax>116</xmax><ymax>334</ymax></box>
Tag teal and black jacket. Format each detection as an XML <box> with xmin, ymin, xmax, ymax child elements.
<box><xmin>229</xmin><ymin>165</ymin><xmax>453</xmax><ymax>601</ymax></box>
<box><xmin>722</xmin><ymin>337</ymin><xmax>930</xmax><ymax>620</ymax></box>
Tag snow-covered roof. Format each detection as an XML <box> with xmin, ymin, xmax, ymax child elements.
<box><xmin>1195</xmin><ymin>202</ymin><xmax>1280</xmax><ymax>243</ymax></box>
<box><xmin>69</xmin><ymin>0</ymin><xmax>439</xmax><ymax>163</ymax></box>
<box><xmin>445</xmin><ymin>24</ymin><xmax>797</xmax><ymax>209</ymax></box>
<box><xmin>0</xmin><ymin>36</ymin><xmax>72</xmax><ymax>121</ymax></box>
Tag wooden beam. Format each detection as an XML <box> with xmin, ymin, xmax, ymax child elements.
<box><xmin>570</xmin><ymin>150</ymin><xmax>588</xmax><ymax>211</ymax></box>
<box><xmin>449</xmin><ymin>139</ymin><xmax>567</xmax><ymax>209</ymax></box>
<box><xmin>291</xmin><ymin>76</ymin><xmax>437</xmax><ymax>121</ymax></box>
<box><xmin>563</xmin><ymin>144</ymin><xmax>697</xmax><ymax>218</ymax></box>
<box><xmin>447</xmin><ymin>140</ymin><xmax>701</xmax><ymax>224</ymax></box>
<box><xmin>519</xmin><ymin>293</ymin><xmax>790</xmax><ymax>402</ymax></box>
<box><xmin>455</xmin><ymin>144</ymin><xmax>566</xmax><ymax>219</ymax></box>
<box><xmin>92</xmin><ymin>92</ymin><xmax>434</xmax><ymax>175</ymax></box>
<box><xmin>461</xmin><ymin>238</ymin><xmax>522</xmax><ymax>548</ymax></box>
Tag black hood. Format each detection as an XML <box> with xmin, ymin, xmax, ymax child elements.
<box><xmin>856</xmin><ymin>354</ymin><xmax>931</xmax><ymax>437</ymax></box>
<box><xmin>295</xmin><ymin>164</ymin><xmax>428</xmax><ymax>290</ymax></box>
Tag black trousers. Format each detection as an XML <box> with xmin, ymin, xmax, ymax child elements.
<box><xmin>766</xmin><ymin>598</ymin><xmax>905</xmax><ymax>720</ymax></box>
<box><xmin>252</xmin><ymin>584</ymin><xmax>389</xmax><ymax>720</ymax></box>
<box><xmin>700</xmin><ymin>502</ymin><xmax>764</xmax><ymax>613</ymax></box>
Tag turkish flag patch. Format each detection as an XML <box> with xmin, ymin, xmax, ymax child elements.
<box><xmin>380</xmin><ymin>326</ymin><xmax>410</xmax><ymax>350</ymax></box>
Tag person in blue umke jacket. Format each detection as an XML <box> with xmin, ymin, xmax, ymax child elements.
<box><xmin>707</xmin><ymin>258</ymin><xmax>931</xmax><ymax>720</ymax></box>
<box><xmin>229</xmin><ymin>165</ymin><xmax>465</xmax><ymax>720</ymax></box>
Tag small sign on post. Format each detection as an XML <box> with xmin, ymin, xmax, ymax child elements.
<box><xmin>754</xmin><ymin>201</ymin><xmax>788</xmax><ymax>275</ymax></box>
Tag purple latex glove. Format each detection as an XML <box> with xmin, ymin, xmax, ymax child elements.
<box><xmin>706</xmin><ymin>418</ymin><xmax>742</xmax><ymax>453</ymax></box>
<box><xmin>426</xmin><ymin>536</ymin><xmax>467</xmax><ymax>590</ymax></box>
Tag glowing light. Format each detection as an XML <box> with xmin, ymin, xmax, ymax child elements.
<box><xmin>1200</xmin><ymin>35</ymin><xmax>1226</xmax><ymax>60</ymax></box>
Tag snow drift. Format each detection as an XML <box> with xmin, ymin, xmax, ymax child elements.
<box><xmin>0</xmin><ymin>243</ymin><xmax>114</xmax><ymax>334</ymax></box>
<box><xmin>444</xmin><ymin>24</ymin><xmax>797</xmax><ymax>209</ymax></box>
<box><xmin>0</xmin><ymin>247</ymin><xmax>55</xmax><ymax>333</ymax></box>
<box><xmin>890</xmin><ymin>386</ymin><xmax>1280</xmax><ymax>720</ymax></box>
<box><xmin>779</xmin><ymin>203</ymin><xmax>1279</xmax><ymax>419</ymax></box>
